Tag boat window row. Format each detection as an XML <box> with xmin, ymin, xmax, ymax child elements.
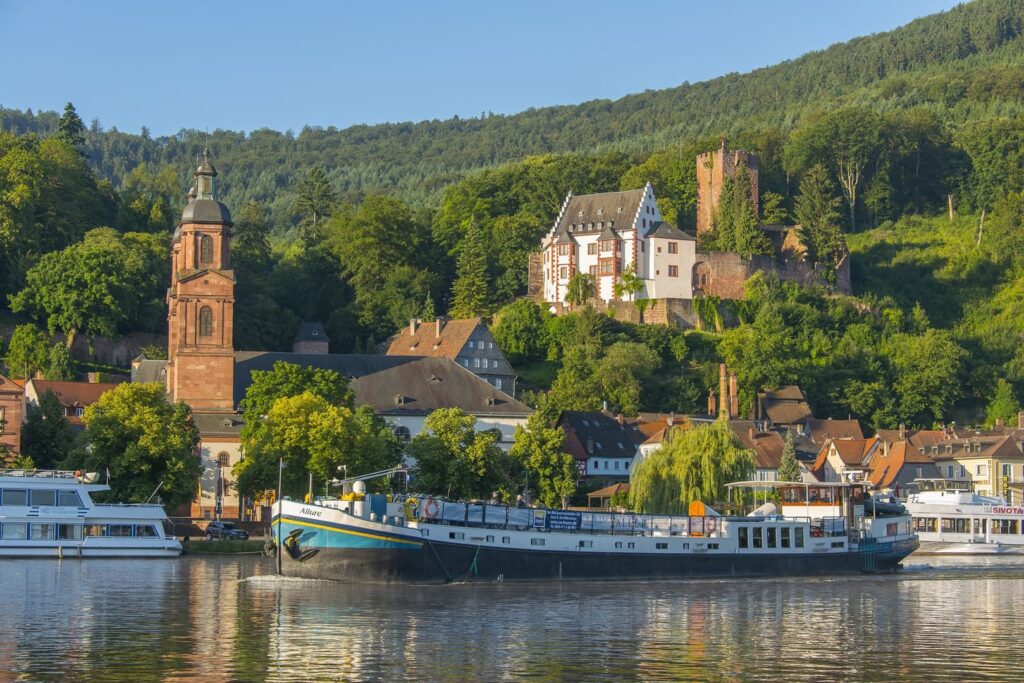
<box><xmin>915</xmin><ymin>516</ymin><xmax>1022</xmax><ymax>535</ymax></box>
<box><xmin>0</xmin><ymin>489</ymin><xmax>83</xmax><ymax>507</ymax></box>
<box><xmin>0</xmin><ymin>522</ymin><xmax>158</xmax><ymax>540</ymax></box>
<box><xmin>738</xmin><ymin>526</ymin><xmax>805</xmax><ymax>549</ymax></box>
<box><xmin>780</xmin><ymin>487</ymin><xmax>865</xmax><ymax>505</ymax></box>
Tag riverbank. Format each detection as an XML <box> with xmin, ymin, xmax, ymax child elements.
<box><xmin>183</xmin><ymin>539</ymin><xmax>265</xmax><ymax>555</ymax></box>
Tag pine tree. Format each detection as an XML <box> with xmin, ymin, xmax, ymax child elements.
<box><xmin>777</xmin><ymin>429</ymin><xmax>801</xmax><ymax>482</ymax></box>
<box><xmin>45</xmin><ymin>343</ymin><xmax>75</xmax><ymax>381</ymax></box>
<box><xmin>293</xmin><ymin>166</ymin><xmax>337</xmax><ymax>240</ymax></box>
<box><xmin>58</xmin><ymin>102</ymin><xmax>86</xmax><ymax>153</ymax></box>
<box><xmin>450</xmin><ymin>221</ymin><xmax>489</xmax><ymax>318</ymax></box>
<box><xmin>795</xmin><ymin>164</ymin><xmax>845</xmax><ymax>275</ymax></box>
<box><xmin>729</xmin><ymin>164</ymin><xmax>772</xmax><ymax>258</ymax></box>
<box><xmin>986</xmin><ymin>379</ymin><xmax>1022</xmax><ymax>428</ymax></box>
<box><xmin>421</xmin><ymin>291</ymin><xmax>436</xmax><ymax>322</ymax></box>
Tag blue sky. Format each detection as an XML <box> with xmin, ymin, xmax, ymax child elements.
<box><xmin>0</xmin><ymin>0</ymin><xmax>962</xmax><ymax>136</ymax></box>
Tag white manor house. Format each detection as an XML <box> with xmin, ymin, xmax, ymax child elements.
<box><xmin>540</xmin><ymin>183</ymin><xmax>697</xmax><ymax>306</ymax></box>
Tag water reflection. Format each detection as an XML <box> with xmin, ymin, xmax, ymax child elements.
<box><xmin>1</xmin><ymin>556</ymin><xmax>1023</xmax><ymax>681</ymax></box>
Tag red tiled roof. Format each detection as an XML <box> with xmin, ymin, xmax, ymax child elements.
<box><xmin>29</xmin><ymin>380</ymin><xmax>120</xmax><ymax>407</ymax></box>
<box><xmin>386</xmin><ymin>318</ymin><xmax>480</xmax><ymax>360</ymax></box>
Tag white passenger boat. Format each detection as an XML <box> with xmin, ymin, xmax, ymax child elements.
<box><xmin>0</xmin><ymin>469</ymin><xmax>181</xmax><ymax>558</ymax></box>
<box><xmin>271</xmin><ymin>479</ymin><xmax>918</xmax><ymax>583</ymax></box>
<box><xmin>906</xmin><ymin>479</ymin><xmax>1024</xmax><ymax>553</ymax></box>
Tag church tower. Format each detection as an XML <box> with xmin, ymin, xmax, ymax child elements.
<box><xmin>166</xmin><ymin>150</ymin><xmax>235</xmax><ymax>412</ymax></box>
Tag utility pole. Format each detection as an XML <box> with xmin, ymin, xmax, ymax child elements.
<box><xmin>276</xmin><ymin>457</ymin><xmax>283</xmax><ymax>575</ymax></box>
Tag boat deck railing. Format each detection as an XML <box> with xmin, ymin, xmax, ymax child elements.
<box><xmin>0</xmin><ymin>469</ymin><xmax>81</xmax><ymax>479</ymax></box>
<box><xmin>405</xmin><ymin>497</ymin><xmax>851</xmax><ymax>538</ymax></box>
<box><xmin>93</xmin><ymin>503</ymin><xmax>166</xmax><ymax>509</ymax></box>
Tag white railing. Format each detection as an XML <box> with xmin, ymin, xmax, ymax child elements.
<box><xmin>0</xmin><ymin>469</ymin><xmax>81</xmax><ymax>479</ymax></box>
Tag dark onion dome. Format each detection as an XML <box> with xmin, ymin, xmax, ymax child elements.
<box><xmin>179</xmin><ymin>148</ymin><xmax>232</xmax><ymax>226</ymax></box>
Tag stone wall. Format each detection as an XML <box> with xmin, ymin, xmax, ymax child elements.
<box><xmin>695</xmin><ymin>251</ymin><xmax>851</xmax><ymax>299</ymax></box>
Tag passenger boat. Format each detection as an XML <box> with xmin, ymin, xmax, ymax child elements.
<box><xmin>907</xmin><ymin>478</ymin><xmax>1024</xmax><ymax>553</ymax></box>
<box><xmin>270</xmin><ymin>480</ymin><xmax>919</xmax><ymax>583</ymax></box>
<box><xmin>0</xmin><ymin>469</ymin><xmax>181</xmax><ymax>558</ymax></box>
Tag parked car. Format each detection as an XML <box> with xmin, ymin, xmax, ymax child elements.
<box><xmin>205</xmin><ymin>521</ymin><xmax>249</xmax><ymax>540</ymax></box>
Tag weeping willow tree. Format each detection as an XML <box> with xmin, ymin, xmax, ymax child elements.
<box><xmin>628</xmin><ymin>420</ymin><xmax>754</xmax><ymax>514</ymax></box>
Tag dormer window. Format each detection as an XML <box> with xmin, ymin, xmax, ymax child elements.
<box><xmin>578</xmin><ymin>210</ymin><xmax>584</xmax><ymax>217</ymax></box>
<box><xmin>597</xmin><ymin>208</ymin><xmax>603</xmax><ymax>216</ymax></box>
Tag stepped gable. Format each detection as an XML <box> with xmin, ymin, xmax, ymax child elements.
<box><xmin>553</xmin><ymin>189</ymin><xmax>645</xmax><ymax>234</ymax></box>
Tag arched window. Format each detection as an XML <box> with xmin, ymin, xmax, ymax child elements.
<box><xmin>217</xmin><ymin>452</ymin><xmax>230</xmax><ymax>467</ymax></box>
<box><xmin>199</xmin><ymin>306</ymin><xmax>213</xmax><ymax>337</ymax></box>
<box><xmin>199</xmin><ymin>234</ymin><xmax>214</xmax><ymax>265</ymax></box>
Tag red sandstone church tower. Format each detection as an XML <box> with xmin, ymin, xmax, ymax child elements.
<box><xmin>166</xmin><ymin>150</ymin><xmax>236</xmax><ymax>412</ymax></box>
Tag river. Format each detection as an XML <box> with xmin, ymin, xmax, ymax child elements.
<box><xmin>1</xmin><ymin>554</ymin><xmax>1023</xmax><ymax>682</ymax></box>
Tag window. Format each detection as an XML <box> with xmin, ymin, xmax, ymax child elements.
<box><xmin>30</xmin><ymin>523</ymin><xmax>54</xmax><ymax>540</ymax></box>
<box><xmin>489</xmin><ymin>342</ymin><xmax>494</xmax><ymax>349</ymax></box>
<box><xmin>587</xmin><ymin>243</ymin><xmax>597</xmax><ymax>255</ymax></box>
<box><xmin>603</xmin><ymin>461</ymin><xmax>608</xmax><ymax>470</ymax></box>
<box><xmin>767</xmin><ymin>528</ymin><xmax>777</xmax><ymax>548</ymax></box>
<box><xmin>474</xmin><ymin>358</ymin><xmax>480</xmax><ymax>368</ymax></box>
<box><xmin>531</xmin><ymin>538</ymin><xmax>545</xmax><ymax>546</ymax></box>
<box><xmin>977</xmin><ymin>464</ymin><xmax>987</xmax><ymax>477</ymax></box>
<box><xmin>486</xmin><ymin>535</ymin><xmax>495</xmax><ymax>543</ymax></box>
<box><xmin>1003</xmin><ymin>464</ymin><xmax>1013</xmax><ymax>477</ymax></box>
<box><xmin>557</xmin><ymin>244</ymin><xmax>570</xmax><ymax>256</ymax></box>
<box><xmin>559</xmin><ymin>266</ymin><xmax>568</xmax><ymax>280</ymax></box>
<box><xmin>462</xmin><ymin>359</ymin><xmax>469</xmax><ymax>367</ymax></box>
<box><xmin>914</xmin><ymin>517</ymin><xmax>937</xmax><ymax>532</ymax></box>
<box><xmin>627</xmin><ymin>542</ymin><xmax>635</xmax><ymax>549</ymax></box>
<box><xmin>667</xmin><ymin>241</ymin><xmax>678</xmax><ymax>254</ymax></box>
<box><xmin>218</xmin><ymin>452</ymin><xmax>230</xmax><ymax>467</ymax></box>
<box><xmin>959</xmin><ymin>466</ymin><xmax>966</xmax><ymax>478</ymax></box>
<box><xmin>199</xmin><ymin>234</ymin><xmax>214</xmax><ymax>265</ymax></box>
<box><xmin>739</xmin><ymin>527</ymin><xmax>749</xmax><ymax>548</ymax></box>
<box><xmin>614</xmin><ymin>461</ymin><xmax>620</xmax><ymax>470</ymax></box>
<box><xmin>502</xmin><ymin>536</ymin><xmax>511</xmax><ymax>544</ymax></box>
<box><xmin>394</xmin><ymin>426</ymin><xmax>411</xmax><ymax>441</ymax></box>
<box><xmin>599</xmin><ymin>262</ymin><xmax>613</xmax><ymax>275</ymax></box>
<box><xmin>495</xmin><ymin>378</ymin><xmax>502</xmax><ymax>390</ymax></box>
<box><xmin>579</xmin><ymin>540</ymin><xmax>593</xmax><ymax>548</ymax></box>
<box><xmin>589</xmin><ymin>265</ymin><xmax>597</xmax><ymax>276</ymax></box>
<box><xmin>57</xmin><ymin>490</ymin><xmax>81</xmax><ymax>507</ymax></box>
<box><xmin>656</xmin><ymin>542</ymin><xmax>668</xmax><ymax>549</ymax></box>
<box><xmin>947</xmin><ymin>465</ymin><xmax>954</xmax><ymax>478</ymax></box>
<box><xmin>449</xmin><ymin>532</ymin><xmax>465</xmax><ymax>540</ymax></box>
<box><xmin>668</xmin><ymin>265</ymin><xmax>679</xmax><ymax>277</ymax></box>
<box><xmin>199</xmin><ymin>306</ymin><xmax>213</xmax><ymax>337</ymax></box>
<box><xmin>84</xmin><ymin>525</ymin><xmax>107</xmax><ymax>537</ymax></box>
<box><xmin>109</xmin><ymin>525</ymin><xmax>134</xmax><ymax>537</ymax></box>
<box><xmin>31</xmin><ymin>490</ymin><xmax>56</xmax><ymax>506</ymax></box>
<box><xmin>1</xmin><ymin>489</ymin><xmax>27</xmax><ymax>506</ymax></box>
<box><xmin>916</xmin><ymin>466</ymin><xmax>924</xmax><ymax>479</ymax></box>
<box><xmin>600</xmin><ymin>241</ymin><xmax>614</xmax><ymax>253</ymax></box>
<box><xmin>794</xmin><ymin>527</ymin><xmax>805</xmax><ymax>548</ymax></box>
<box><xmin>752</xmin><ymin>527</ymin><xmax>763</xmax><ymax>548</ymax></box>
<box><xmin>1</xmin><ymin>523</ymin><xmax>27</xmax><ymax>540</ymax></box>
<box><xmin>58</xmin><ymin>524</ymin><xmax>83</xmax><ymax>540</ymax></box>
<box><xmin>615</xmin><ymin>541</ymin><xmax>623</xmax><ymax>549</ymax></box>
<box><xmin>781</xmin><ymin>527</ymin><xmax>791</xmax><ymax>548</ymax></box>
<box><xmin>135</xmin><ymin>525</ymin><xmax>158</xmax><ymax>538</ymax></box>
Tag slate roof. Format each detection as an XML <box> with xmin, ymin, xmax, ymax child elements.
<box><xmin>234</xmin><ymin>352</ymin><xmax>530</xmax><ymax>416</ymax></box>
<box><xmin>180</xmin><ymin>198</ymin><xmax>232</xmax><ymax>226</ymax></box>
<box><xmin>758</xmin><ymin>386</ymin><xmax>813</xmax><ymax>425</ymax></box>
<box><xmin>192</xmin><ymin>413</ymin><xmax>244</xmax><ymax>439</ymax></box>
<box><xmin>557</xmin><ymin>411</ymin><xmax>646</xmax><ymax>462</ymax></box>
<box><xmin>925</xmin><ymin>435</ymin><xmax>1024</xmax><ymax>462</ymax></box>
<box><xmin>875</xmin><ymin>428</ymin><xmax>947</xmax><ymax>450</ymax></box>
<box><xmin>132</xmin><ymin>359</ymin><xmax>168</xmax><ymax>384</ymax></box>
<box><xmin>645</xmin><ymin>221</ymin><xmax>696</xmax><ymax>241</ymax></box>
<box><xmin>807</xmin><ymin>418</ymin><xmax>864</xmax><ymax>446</ymax></box>
<box><xmin>554</xmin><ymin>189</ymin><xmax>645</xmax><ymax>234</ymax></box>
<box><xmin>294</xmin><ymin>321</ymin><xmax>329</xmax><ymax>343</ymax></box>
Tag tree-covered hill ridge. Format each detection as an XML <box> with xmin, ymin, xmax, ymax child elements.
<box><xmin>3</xmin><ymin>0</ymin><xmax>1024</xmax><ymax>214</ymax></box>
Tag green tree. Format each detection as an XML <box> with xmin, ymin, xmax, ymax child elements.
<box><xmin>58</xmin><ymin>102</ymin><xmax>86</xmax><ymax>152</ymax></box>
<box><xmin>794</xmin><ymin>164</ymin><xmax>845</xmax><ymax>273</ymax></box>
<box><xmin>509</xmin><ymin>417</ymin><xmax>575</xmax><ymax>508</ymax></box>
<box><xmin>450</xmin><ymin>220</ymin><xmax>490</xmax><ymax>318</ymax></box>
<box><xmin>986</xmin><ymin>378</ymin><xmax>1021</xmax><ymax>428</ymax></box>
<box><xmin>548</xmin><ymin>349</ymin><xmax>603</xmax><ymax>413</ymax></box>
<box><xmin>76</xmin><ymin>383</ymin><xmax>200</xmax><ymax>510</ymax></box>
<box><xmin>45</xmin><ymin>343</ymin><xmax>75</xmax><ymax>381</ymax></box>
<box><xmin>239</xmin><ymin>361</ymin><xmax>353</xmax><ymax>419</ymax></box>
<box><xmin>719</xmin><ymin>308</ymin><xmax>801</xmax><ymax>413</ymax></box>
<box><xmin>3</xmin><ymin>324</ymin><xmax>50</xmax><ymax>378</ymax></box>
<box><xmin>786</xmin><ymin>106</ymin><xmax>885</xmax><ymax>232</ymax></box>
<box><xmin>20</xmin><ymin>390</ymin><xmax>77</xmax><ymax>469</ymax></box>
<box><xmin>628</xmin><ymin>420</ymin><xmax>754</xmax><ymax>514</ymax></box>
<box><xmin>236</xmin><ymin>392</ymin><xmax>402</xmax><ymax>499</ymax></box>
<box><xmin>761</xmin><ymin>191</ymin><xmax>789</xmax><ymax>224</ymax></box>
<box><xmin>564</xmin><ymin>272</ymin><xmax>596</xmax><ymax>309</ymax></box>
<box><xmin>293</xmin><ymin>165</ymin><xmax>337</xmax><ymax>237</ymax></box>
<box><xmin>9</xmin><ymin>228</ymin><xmax>167</xmax><ymax>348</ymax></box>
<box><xmin>593</xmin><ymin>342</ymin><xmax>660</xmax><ymax>416</ymax></box>
<box><xmin>232</xmin><ymin>200</ymin><xmax>271</xmax><ymax>268</ymax></box>
<box><xmin>886</xmin><ymin>329</ymin><xmax>966</xmax><ymax>425</ymax></box>
<box><xmin>408</xmin><ymin>408</ymin><xmax>513</xmax><ymax>500</ymax></box>
<box><xmin>491</xmin><ymin>299</ymin><xmax>550</xmax><ymax>363</ymax></box>
<box><xmin>777</xmin><ymin>429</ymin><xmax>801</xmax><ymax>482</ymax></box>
<box><xmin>705</xmin><ymin>166</ymin><xmax>771</xmax><ymax>257</ymax></box>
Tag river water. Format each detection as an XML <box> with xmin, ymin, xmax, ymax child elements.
<box><xmin>1</xmin><ymin>554</ymin><xmax>1023</xmax><ymax>682</ymax></box>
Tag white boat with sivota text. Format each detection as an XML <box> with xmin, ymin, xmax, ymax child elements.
<box><xmin>0</xmin><ymin>469</ymin><xmax>181</xmax><ymax>558</ymax></box>
<box><xmin>907</xmin><ymin>478</ymin><xmax>1024</xmax><ymax>553</ymax></box>
<box><xmin>271</xmin><ymin>479</ymin><xmax>919</xmax><ymax>583</ymax></box>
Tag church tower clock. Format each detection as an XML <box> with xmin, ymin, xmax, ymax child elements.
<box><xmin>166</xmin><ymin>150</ymin><xmax>235</xmax><ymax>412</ymax></box>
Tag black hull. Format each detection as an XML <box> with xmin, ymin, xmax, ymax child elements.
<box><xmin>281</xmin><ymin>537</ymin><xmax>919</xmax><ymax>584</ymax></box>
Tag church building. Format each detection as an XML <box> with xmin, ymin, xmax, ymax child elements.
<box><xmin>136</xmin><ymin>153</ymin><xmax>531</xmax><ymax>521</ymax></box>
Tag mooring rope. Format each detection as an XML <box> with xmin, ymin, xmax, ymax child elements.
<box><xmin>456</xmin><ymin>545</ymin><xmax>482</xmax><ymax>584</ymax></box>
<box><xmin>424</xmin><ymin>539</ymin><xmax>454</xmax><ymax>583</ymax></box>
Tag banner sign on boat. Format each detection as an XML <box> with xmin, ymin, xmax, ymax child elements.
<box><xmin>546</xmin><ymin>510</ymin><xmax>583</xmax><ymax>531</ymax></box>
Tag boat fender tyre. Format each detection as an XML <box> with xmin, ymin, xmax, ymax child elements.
<box><xmin>423</xmin><ymin>498</ymin><xmax>440</xmax><ymax>520</ymax></box>
<box><xmin>205</xmin><ymin>532</ymin><xmax>213</xmax><ymax>541</ymax></box>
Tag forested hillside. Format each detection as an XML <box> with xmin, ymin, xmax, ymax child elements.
<box><xmin>4</xmin><ymin>0</ymin><xmax>1024</xmax><ymax>432</ymax></box>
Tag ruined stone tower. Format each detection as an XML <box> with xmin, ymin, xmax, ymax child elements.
<box><xmin>696</xmin><ymin>138</ymin><xmax>760</xmax><ymax>236</ymax></box>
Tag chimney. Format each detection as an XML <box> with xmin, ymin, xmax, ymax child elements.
<box><xmin>719</xmin><ymin>364</ymin><xmax>729</xmax><ymax>418</ymax></box>
<box><xmin>996</xmin><ymin>418</ymin><xmax>1005</xmax><ymax>428</ymax></box>
<box><xmin>602</xmin><ymin>399</ymin><xmax>609</xmax><ymax>412</ymax></box>
<box><xmin>616</xmin><ymin>414</ymin><xmax>624</xmax><ymax>426</ymax></box>
<box><xmin>748</xmin><ymin>427</ymin><xmax>755</xmax><ymax>441</ymax></box>
<box><xmin>899</xmin><ymin>423</ymin><xmax>906</xmax><ymax>439</ymax></box>
<box><xmin>728</xmin><ymin>371</ymin><xmax>738</xmax><ymax>419</ymax></box>
<box><xmin>667</xmin><ymin>412</ymin><xmax>675</xmax><ymax>427</ymax></box>
<box><xmin>435</xmin><ymin>316</ymin><xmax>446</xmax><ymax>337</ymax></box>
<box><xmin>707</xmin><ymin>389</ymin><xmax>716</xmax><ymax>417</ymax></box>
<box><xmin>410</xmin><ymin>318</ymin><xmax>418</xmax><ymax>335</ymax></box>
